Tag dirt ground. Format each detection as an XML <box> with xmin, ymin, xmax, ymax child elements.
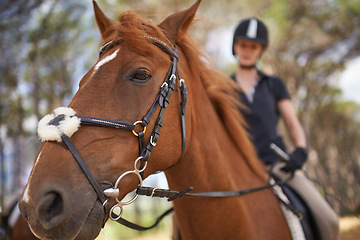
<box><xmin>340</xmin><ymin>216</ymin><xmax>360</xmax><ymax>240</ymax></box>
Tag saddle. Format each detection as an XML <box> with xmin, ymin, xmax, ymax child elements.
<box><xmin>275</xmin><ymin>183</ymin><xmax>321</xmax><ymax>240</ymax></box>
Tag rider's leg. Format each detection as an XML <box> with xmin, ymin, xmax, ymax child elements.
<box><xmin>271</xmin><ymin>162</ymin><xmax>340</xmax><ymax>240</ymax></box>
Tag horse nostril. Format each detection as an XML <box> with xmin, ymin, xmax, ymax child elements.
<box><xmin>46</xmin><ymin>192</ymin><xmax>63</xmax><ymax>222</ymax></box>
<box><xmin>37</xmin><ymin>191</ymin><xmax>64</xmax><ymax>229</ymax></box>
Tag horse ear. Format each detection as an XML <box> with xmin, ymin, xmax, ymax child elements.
<box><xmin>93</xmin><ymin>1</ymin><xmax>116</xmax><ymax>39</ymax></box>
<box><xmin>158</xmin><ymin>0</ymin><xmax>201</xmax><ymax>44</ymax></box>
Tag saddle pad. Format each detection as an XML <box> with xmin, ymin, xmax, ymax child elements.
<box><xmin>273</xmin><ymin>183</ymin><xmax>306</xmax><ymax>240</ymax></box>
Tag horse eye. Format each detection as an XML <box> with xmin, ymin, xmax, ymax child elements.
<box><xmin>129</xmin><ymin>69</ymin><xmax>152</xmax><ymax>82</ymax></box>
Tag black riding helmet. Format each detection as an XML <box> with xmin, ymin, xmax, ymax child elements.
<box><xmin>232</xmin><ymin>18</ymin><xmax>268</xmax><ymax>55</ymax></box>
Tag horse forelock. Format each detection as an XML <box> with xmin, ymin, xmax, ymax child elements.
<box><xmin>101</xmin><ymin>11</ymin><xmax>173</xmax><ymax>58</ymax></box>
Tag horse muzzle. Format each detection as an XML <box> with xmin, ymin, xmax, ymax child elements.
<box><xmin>19</xmin><ymin>183</ymin><xmax>105</xmax><ymax>240</ymax></box>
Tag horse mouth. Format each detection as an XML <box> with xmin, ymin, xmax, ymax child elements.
<box><xmin>23</xmin><ymin>196</ymin><xmax>105</xmax><ymax>240</ymax></box>
<box><xmin>73</xmin><ymin>200</ymin><xmax>105</xmax><ymax>240</ymax></box>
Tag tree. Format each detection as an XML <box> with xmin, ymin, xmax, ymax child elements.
<box><xmin>0</xmin><ymin>0</ymin><xmax>89</xmax><ymax>203</ymax></box>
<box><xmin>0</xmin><ymin>0</ymin><xmax>44</xmax><ymax>208</ymax></box>
<box><xmin>258</xmin><ymin>0</ymin><xmax>360</xmax><ymax>215</ymax></box>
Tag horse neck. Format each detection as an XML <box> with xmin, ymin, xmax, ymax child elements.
<box><xmin>163</xmin><ymin>76</ymin><xmax>291</xmax><ymax>239</ymax></box>
<box><xmin>165</xmin><ymin>76</ymin><xmax>265</xmax><ymax>193</ymax></box>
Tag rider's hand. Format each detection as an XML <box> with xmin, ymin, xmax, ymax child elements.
<box><xmin>281</xmin><ymin>147</ymin><xmax>307</xmax><ymax>172</ymax></box>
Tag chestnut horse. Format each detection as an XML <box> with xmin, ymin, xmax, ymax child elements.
<box><xmin>19</xmin><ymin>1</ymin><xmax>291</xmax><ymax>239</ymax></box>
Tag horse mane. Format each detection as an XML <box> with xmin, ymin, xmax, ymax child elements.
<box><xmin>106</xmin><ymin>11</ymin><xmax>266</xmax><ymax>181</ymax></box>
<box><xmin>176</xmin><ymin>34</ymin><xmax>266</xmax><ymax>181</ymax></box>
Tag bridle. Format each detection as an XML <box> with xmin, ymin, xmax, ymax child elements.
<box><xmin>42</xmin><ymin>35</ymin><xmax>188</xmax><ymax>225</ymax></box>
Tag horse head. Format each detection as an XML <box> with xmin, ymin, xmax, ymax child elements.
<box><xmin>19</xmin><ymin>1</ymin><xmax>200</xmax><ymax>239</ymax></box>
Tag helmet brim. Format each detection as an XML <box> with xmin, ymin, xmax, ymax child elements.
<box><xmin>232</xmin><ymin>36</ymin><xmax>268</xmax><ymax>56</ymax></box>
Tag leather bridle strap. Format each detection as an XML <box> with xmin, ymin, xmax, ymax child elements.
<box><xmin>78</xmin><ymin>117</ymin><xmax>135</xmax><ymax>130</ymax></box>
<box><xmin>137</xmin><ymin>183</ymin><xmax>277</xmax><ymax>201</ymax></box>
<box><xmin>134</xmin><ymin>52</ymin><xmax>187</xmax><ymax>174</ymax></box>
<box><xmin>114</xmin><ymin>207</ymin><xmax>174</xmax><ymax>231</ymax></box>
<box><xmin>136</xmin><ymin>168</ymin><xmax>295</xmax><ymax>201</ymax></box>
<box><xmin>116</xmin><ymin>177</ymin><xmax>289</xmax><ymax>231</ymax></box>
<box><xmin>61</xmin><ymin>135</ymin><xmax>108</xmax><ymax>205</ymax></box>
<box><xmin>168</xmin><ymin>65</ymin><xmax>187</xmax><ymax>169</ymax></box>
<box><xmin>121</xmin><ymin>174</ymin><xmax>294</xmax><ymax>231</ymax></box>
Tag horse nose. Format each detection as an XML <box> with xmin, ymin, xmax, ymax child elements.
<box><xmin>36</xmin><ymin>191</ymin><xmax>66</xmax><ymax>229</ymax></box>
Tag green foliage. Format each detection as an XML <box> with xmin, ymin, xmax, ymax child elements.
<box><xmin>0</xmin><ymin>0</ymin><xmax>89</xmax><ymax>194</ymax></box>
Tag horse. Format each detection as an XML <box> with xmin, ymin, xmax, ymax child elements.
<box><xmin>1</xmin><ymin>197</ymin><xmax>39</xmax><ymax>240</ymax></box>
<box><xmin>18</xmin><ymin>1</ymin><xmax>292</xmax><ymax>239</ymax></box>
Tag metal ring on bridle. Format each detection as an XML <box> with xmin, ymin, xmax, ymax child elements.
<box><xmin>132</xmin><ymin>121</ymin><xmax>146</xmax><ymax>136</ymax></box>
<box><xmin>106</xmin><ymin>156</ymin><xmax>147</xmax><ymax>221</ymax></box>
<box><xmin>134</xmin><ymin>156</ymin><xmax>147</xmax><ymax>172</ymax></box>
<box><xmin>113</xmin><ymin>170</ymin><xmax>143</xmax><ymax>205</ymax></box>
<box><xmin>109</xmin><ymin>204</ymin><xmax>124</xmax><ymax>221</ymax></box>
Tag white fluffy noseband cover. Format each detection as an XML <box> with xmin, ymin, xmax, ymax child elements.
<box><xmin>37</xmin><ymin>107</ymin><xmax>81</xmax><ymax>142</ymax></box>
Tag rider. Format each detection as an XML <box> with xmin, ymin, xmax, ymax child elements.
<box><xmin>231</xmin><ymin>17</ymin><xmax>339</xmax><ymax>240</ymax></box>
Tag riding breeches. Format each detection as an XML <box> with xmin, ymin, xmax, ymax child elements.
<box><xmin>270</xmin><ymin>162</ymin><xmax>340</xmax><ymax>240</ymax></box>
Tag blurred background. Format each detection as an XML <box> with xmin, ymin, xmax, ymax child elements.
<box><xmin>1</xmin><ymin>0</ymin><xmax>360</xmax><ymax>239</ymax></box>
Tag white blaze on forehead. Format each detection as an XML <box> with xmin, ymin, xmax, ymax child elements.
<box><xmin>94</xmin><ymin>49</ymin><xmax>120</xmax><ymax>71</ymax></box>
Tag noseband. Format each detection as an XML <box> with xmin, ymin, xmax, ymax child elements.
<box><xmin>39</xmin><ymin>36</ymin><xmax>187</xmax><ymax>224</ymax></box>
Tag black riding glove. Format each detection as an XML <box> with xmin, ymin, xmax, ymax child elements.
<box><xmin>281</xmin><ymin>147</ymin><xmax>308</xmax><ymax>172</ymax></box>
